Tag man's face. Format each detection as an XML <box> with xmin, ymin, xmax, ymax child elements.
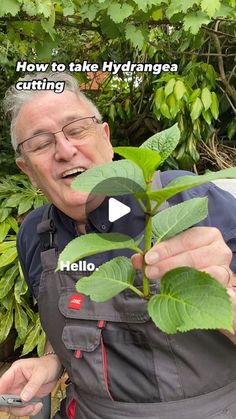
<box><xmin>15</xmin><ymin>90</ymin><xmax>113</xmax><ymax>220</ymax></box>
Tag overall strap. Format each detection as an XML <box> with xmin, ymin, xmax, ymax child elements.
<box><xmin>37</xmin><ymin>204</ymin><xmax>57</xmax><ymax>251</ymax></box>
<box><xmin>37</xmin><ymin>204</ymin><xmax>58</xmax><ymax>269</ymax></box>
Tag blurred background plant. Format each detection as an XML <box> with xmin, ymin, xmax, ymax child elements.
<box><xmin>0</xmin><ymin>0</ymin><xmax>235</xmax><ymax>176</ymax></box>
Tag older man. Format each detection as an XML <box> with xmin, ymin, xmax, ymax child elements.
<box><xmin>1</xmin><ymin>72</ymin><xmax>236</xmax><ymax>419</ymax></box>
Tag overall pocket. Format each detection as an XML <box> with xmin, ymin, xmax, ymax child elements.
<box><xmin>58</xmin><ymin>289</ymin><xmax>155</xmax><ymax>402</ymax></box>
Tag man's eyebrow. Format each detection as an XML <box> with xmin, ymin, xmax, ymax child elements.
<box><xmin>30</xmin><ymin>128</ymin><xmax>51</xmax><ymax>136</ymax></box>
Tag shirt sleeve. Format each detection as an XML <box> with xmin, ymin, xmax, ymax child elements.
<box><xmin>199</xmin><ymin>183</ymin><xmax>236</xmax><ymax>273</ymax></box>
<box><xmin>160</xmin><ymin>170</ymin><xmax>236</xmax><ymax>272</ymax></box>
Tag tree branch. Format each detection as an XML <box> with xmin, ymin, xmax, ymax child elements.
<box><xmin>202</xmin><ymin>25</ymin><xmax>236</xmax><ymax>39</ymax></box>
<box><xmin>210</xmin><ymin>21</ymin><xmax>236</xmax><ymax>107</ymax></box>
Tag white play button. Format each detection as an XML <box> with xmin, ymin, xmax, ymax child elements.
<box><xmin>108</xmin><ymin>198</ymin><xmax>131</xmax><ymax>222</ymax></box>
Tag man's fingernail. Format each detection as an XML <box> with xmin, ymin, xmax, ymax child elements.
<box><xmin>145</xmin><ymin>252</ymin><xmax>159</xmax><ymax>264</ymax></box>
<box><xmin>146</xmin><ymin>266</ymin><xmax>159</xmax><ymax>278</ymax></box>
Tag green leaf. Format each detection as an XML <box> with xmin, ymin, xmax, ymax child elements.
<box><xmin>210</xmin><ymin>92</ymin><xmax>219</xmax><ymax>120</ymax></box>
<box><xmin>167</xmin><ymin>94</ymin><xmax>179</xmax><ymax>119</ymax></box>
<box><xmin>0</xmin><ymin>222</ymin><xmax>11</xmax><ymax>242</ymax></box>
<box><xmin>190</xmin><ymin>97</ymin><xmax>203</xmax><ymax>122</ymax></box>
<box><xmin>202</xmin><ymin>110</ymin><xmax>212</xmax><ymax>125</ymax></box>
<box><xmin>34</xmin><ymin>195</ymin><xmax>46</xmax><ymax>209</ymax></box>
<box><xmin>72</xmin><ymin>160</ymin><xmax>146</xmax><ymax>195</ymax></box>
<box><xmin>166</xmin><ymin>0</ymin><xmax>184</xmax><ymax>17</ymax></box>
<box><xmin>5</xmin><ymin>194</ymin><xmax>22</xmax><ymax>207</ymax></box>
<box><xmin>180</xmin><ymin>0</ymin><xmax>201</xmax><ymax>13</ymax></box>
<box><xmin>14</xmin><ymin>273</ymin><xmax>28</xmax><ymax>303</ymax></box>
<box><xmin>133</xmin><ymin>0</ymin><xmax>163</xmax><ymax>12</ymax></box>
<box><xmin>114</xmin><ymin>147</ymin><xmax>161</xmax><ymax>181</ymax></box>
<box><xmin>174</xmin><ymin>80</ymin><xmax>186</xmax><ymax>101</ymax></box>
<box><xmin>37</xmin><ymin>329</ymin><xmax>47</xmax><ymax>356</ymax></box>
<box><xmin>76</xmin><ymin>256</ymin><xmax>141</xmax><ymax>302</ymax></box>
<box><xmin>21</xmin><ymin>318</ymin><xmax>41</xmax><ymax>356</ymax></box>
<box><xmin>7</xmin><ymin>216</ymin><xmax>19</xmax><ymax>233</ymax></box>
<box><xmin>18</xmin><ymin>196</ymin><xmax>34</xmax><ymax>215</ymax></box>
<box><xmin>183</xmin><ymin>12</ymin><xmax>211</xmax><ymax>34</ymax></box>
<box><xmin>57</xmin><ymin>233</ymin><xmax>141</xmax><ymax>270</ymax></box>
<box><xmin>152</xmin><ymin>197</ymin><xmax>208</xmax><ymax>242</ymax></box>
<box><xmin>80</xmin><ymin>3</ymin><xmax>98</xmax><ymax>20</ymax></box>
<box><xmin>201</xmin><ymin>87</ymin><xmax>212</xmax><ymax>111</ymax></box>
<box><xmin>148</xmin><ymin>267</ymin><xmax>233</xmax><ymax>333</ymax></box>
<box><xmin>107</xmin><ymin>3</ymin><xmax>134</xmax><ymax>23</ymax></box>
<box><xmin>212</xmin><ymin>3</ymin><xmax>235</xmax><ymax>18</ymax></box>
<box><xmin>125</xmin><ymin>24</ymin><xmax>145</xmax><ymax>50</ymax></box>
<box><xmin>15</xmin><ymin>303</ymin><xmax>28</xmax><ymax>340</ymax></box>
<box><xmin>61</xmin><ymin>0</ymin><xmax>75</xmax><ymax>15</ymax></box>
<box><xmin>40</xmin><ymin>14</ymin><xmax>56</xmax><ymax>40</ymax></box>
<box><xmin>154</xmin><ymin>87</ymin><xmax>165</xmax><ymax>110</ymax></box>
<box><xmin>0</xmin><ymin>0</ymin><xmax>21</xmax><ymax>16</ymax></box>
<box><xmin>0</xmin><ymin>208</ymin><xmax>11</xmax><ymax>223</ymax></box>
<box><xmin>148</xmin><ymin>167</ymin><xmax>236</xmax><ymax>206</ymax></box>
<box><xmin>0</xmin><ymin>265</ymin><xmax>18</xmax><ymax>298</ymax></box>
<box><xmin>164</xmin><ymin>79</ymin><xmax>176</xmax><ymax>98</ymax></box>
<box><xmin>0</xmin><ymin>240</ymin><xmax>16</xmax><ymax>253</ymax></box>
<box><xmin>201</xmin><ymin>0</ymin><xmax>221</xmax><ymax>17</ymax></box>
<box><xmin>160</xmin><ymin>102</ymin><xmax>171</xmax><ymax>118</ymax></box>
<box><xmin>0</xmin><ymin>247</ymin><xmax>17</xmax><ymax>268</ymax></box>
<box><xmin>0</xmin><ymin>302</ymin><xmax>14</xmax><ymax>344</ymax></box>
<box><xmin>22</xmin><ymin>0</ymin><xmax>37</xmax><ymax>16</ymax></box>
<box><xmin>141</xmin><ymin>123</ymin><xmax>180</xmax><ymax>164</ymax></box>
<box><xmin>37</xmin><ymin>0</ymin><xmax>53</xmax><ymax>18</ymax></box>
<box><xmin>189</xmin><ymin>88</ymin><xmax>201</xmax><ymax>103</ymax></box>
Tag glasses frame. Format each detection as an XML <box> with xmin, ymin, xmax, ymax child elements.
<box><xmin>16</xmin><ymin>116</ymin><xmax>102</xmax><ymax>155</ymax></box>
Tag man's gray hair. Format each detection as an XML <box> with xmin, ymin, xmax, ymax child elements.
<box><xmin>3</xmin><ymin>72</ymin><xmax>102</xmax><ymax>151</ymax></box>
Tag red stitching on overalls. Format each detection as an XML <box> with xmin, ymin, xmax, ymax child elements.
<box><xmin>67</xmin><ymin>398</ymin><xmax>76</xmax><ymax>419</ymax></box>
<box><xmin>101</xmin><ymin>336</ymin><xmax>114</xmax><ymax>401</ymax></box>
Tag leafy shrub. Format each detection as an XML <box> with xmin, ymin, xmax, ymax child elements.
<box><xmin>0</xmin><ymin>174</ymin><xmax>47</xmax><ymax>356</ymax></box>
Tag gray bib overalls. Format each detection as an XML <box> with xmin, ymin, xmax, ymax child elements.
<box><xmin>37</xmin><ymin>178</ymin><xmax>236</xmax><ymax>418</ymax></box>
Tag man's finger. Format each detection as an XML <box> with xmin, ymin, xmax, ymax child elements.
<box><xmin>131</xmin><ymin>254</ymin><xmax>143</xmax><ymax>270</ymax></box>
<box><xmin>145</xmin><ymin>242</ymin><xmax>231</xmax><ymax>279</ymax></box>
<box><xmin>145</xmin><ymin>227</ymin><xmax>221</xmax><ymax>265</ymax></box>
<box><xmin>0</xmin><ymin>403</ymin><xmax>43</xmax><ymax>417</ymax></box>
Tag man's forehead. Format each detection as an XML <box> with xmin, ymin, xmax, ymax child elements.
<box><xmin>15</xmin><ymin>90</ymin><xmax>94</xmax><ymax>141</ymax></box>
<box><xmin>17</xmin><ymin>90</ymin><xmax>92</xmax><ymax>120</ymax></box>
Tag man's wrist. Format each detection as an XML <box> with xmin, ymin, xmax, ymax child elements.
<box><xmin>42</xmin><ymin>351</ymin><xmax>65</xmax><ymax>379</ymax></box>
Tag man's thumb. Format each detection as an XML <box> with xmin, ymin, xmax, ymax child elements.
<box><xmin>20</xmin><ymin>377</ymin><xmax>43</xmax><ymax>401</ymax></box>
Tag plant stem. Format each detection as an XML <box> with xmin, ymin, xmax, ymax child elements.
<box><xmin>142</xmin><ymin>189</ymin><xmax>153</xmax><ymax>298</ymax></box>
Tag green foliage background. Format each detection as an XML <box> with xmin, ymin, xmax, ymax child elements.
<box><xmin>0</xmin><ymin>0</ymin><xmax>236</xmax><ymax>174</ymax></box>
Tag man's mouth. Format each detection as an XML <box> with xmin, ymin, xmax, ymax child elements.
<box><xmin>62</xmin><ymin>167</ymin><xmax>87</xmax><ymax>179</ymax></box>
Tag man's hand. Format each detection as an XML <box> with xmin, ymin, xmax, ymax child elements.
<box><xmin>132</xmin><ymin>226</ymin><xmax>234</xmax><ymax>287</ymax></box>
<box><xmin>0</xmin><ymin>355</ymin><xmax>61</xmax><ymax>416</ymax></box>
<box><xmin>132</xmin><ymin>226</ymin><xmax>236</xmax><ymax>340</ymax></box>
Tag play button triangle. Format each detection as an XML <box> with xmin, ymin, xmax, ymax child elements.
<box><xmin>108</xmin><ymin>198</ymin><xmax>131</xmax><ymax>222</ymax></box>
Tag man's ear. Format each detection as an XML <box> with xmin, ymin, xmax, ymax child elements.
<box><xmin>16</xmin><ymin>158</ymin><xmax>38</xmax><ymax>188</ymax></box>
<box><xmin>102</xmin><ymin>122</ymin><xmax>110</xmax><ymax>142</ymax></box>
<box><xmin>102</xmin><ymin>122</ymin><xmax>113</xmax><ymax>157</ymax></box>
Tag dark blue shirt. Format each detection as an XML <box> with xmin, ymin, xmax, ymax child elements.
<box><xmin>17</xmin><ymin>170</ymin><xmax>236</xmax><ymax>298</ymax></box>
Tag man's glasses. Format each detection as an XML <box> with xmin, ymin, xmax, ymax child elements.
<box><xmin>16</xmin><ymin>116</ymin><xmax>102</xmax><ymax>155</ymax></box>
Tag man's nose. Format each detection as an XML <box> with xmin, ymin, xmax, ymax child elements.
<box><xmin>54</xmin><ymin>131</ymin><xmax>77</xmax><ymax>160</ymax></box>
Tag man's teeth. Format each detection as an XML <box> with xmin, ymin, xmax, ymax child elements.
<box><xmin>62</xmin><ymin>167</ymin><xmax>86</xmax><ymax>178</ymax></box>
